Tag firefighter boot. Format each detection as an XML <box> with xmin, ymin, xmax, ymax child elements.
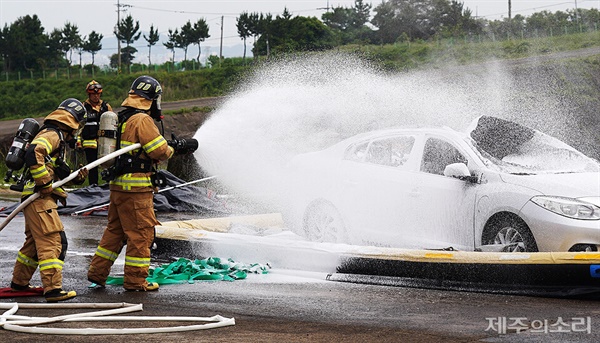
<box><xmin>125</xmin><ymin>282</ymin><xmax>159</xmax><ymax>292</ymax></box>
<box><xmin>44</xmin><ymin>288</ymin><xmax>77</xmax><ymax>302</ymax></box>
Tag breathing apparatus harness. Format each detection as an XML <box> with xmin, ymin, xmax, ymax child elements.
<box><xmin>101</xmin><ymin>108</ymin><xmax>166</xmax><ymax>187</ymax></box>
<box><xmin>81</xmin><ymin>101</ymin><xmax>109</xmax><ymax>140</ymax></box>
<box><xmin>4</xmin><ymin>118</ymin><xmax>40</xmax><ymax>186</ymax></box>
<box><xmin>7</xmin><ymin>123</ymin><xmax>71</xmax><ymax>193</ymax></box>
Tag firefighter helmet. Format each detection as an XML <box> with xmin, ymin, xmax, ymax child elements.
<box><xmin>86</xmin><ymin>80</ymin><xmax>103</xmax><ymax>93</ymax></box>
<box><xmin>58</xmin><ymin>98</ymin><xmax>87</xmax><ymax>123</ymax></box>
<box><xmin>129</xmin><ymin>75</ymin><xmax>162</xmax><ymax>100</ymax></box>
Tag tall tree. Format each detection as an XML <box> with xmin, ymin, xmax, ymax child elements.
<box><xmin>179</xmin><ymin>21</ymin><xmax>194</xmax><ymax>61</ymax></box>
<box><xmin>352</xmin><ymin>0</ymin><xmax>372</xmax><ymax>28</ymax></box>
<box><xmin>0</xmin><ymin>25</ymin><xmax>8</xmax><ymax>71</ymax></box>
<box><xmin>46</xmin><ymin>28</ymin><xmax>66</xmax><ymax>69</ymax></box>
<box><xmin>143</xmin><ymin>25</ymin><xmax>159</xmax><ymax>65</ymax></box>
<box><xmin>82</xmin><ymin>30</ymin><xmax>103</xmax><ymax>67</ymax></box>
<box><xmin>4</xmin><ymin>15</ymin><xmax>48</xmax><ymax>71</ymax></box>
<box><xmin>164</xmin><ymin>29</ymin><xmax>180</xmax><ymax>64</ymax></box>
<box><xmin>322</xmin><ymin>7</ymin><xmax>353</xmax><ymax>31</ymax></box>
<box><xmin>120</xmin><ymin>45</ymin><xmax>136</xmax><ymax>66</ymax></box>
<box><xmin>253</xmin><ymin>14</ymin><xmax>335</xmax><ymax>56</ymax></box>
<box><xmin>62</xmin><ymin>22</ymin><xmax>81</xmax><ymax>66</ymax></box>
<box><xmin>192</xmin><ymin>18</ymin><xmax>210</xmax><ymax>64</ymax></box>
<box><xmin>115</xmin><ymin>14</ymin><xmax>141</xmax><ymax>66</ymax></box>
<box><xmin>248</xmin><ymin>12</ymin><xmax>261</xmax><ymax>46</ymax></box>
<box><xmin>258</xmin><ymin>13</ymin><xmax>273</xmax><ymax>57</ymax></box>
<box><xmin>371</xmin><ymin>0</ymin><xmax>479</xmax><ymax>43</ymax></box>
<box><xmin>322</xmin><ymin>6</ymin><xmax>355</xmax><ymax>44</ymax></box>
<box><xmin>236</xmin><ymin>12</ymin><xmax>252</xmax><ymax>60</ymax></box>
<box><xmin>77</xmin><ymin>36</ymin><xmax>85</xmax><ymax>68</ymax></box>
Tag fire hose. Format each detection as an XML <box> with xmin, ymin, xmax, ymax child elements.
<box><xmin>0</xmin><ymin>143</ymin><xmax>142</xmax><ymax>232</ymax></box>
<box><xmin>0</xmin><ymin>302</ymin><xmax>235</xmax><ymax>334</ymax></box>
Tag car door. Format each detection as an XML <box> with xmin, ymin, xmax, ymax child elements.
<box><xmin>337</xmin><ymin>133</ymin><xmax>420</xmax><ymax>246</ymax></box>
<box><xmin>408</xmin><ymin>135</ymin><xmax>478</xmax><ymax>250</ymax></box>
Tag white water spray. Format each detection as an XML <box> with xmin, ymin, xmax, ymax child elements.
<box><xmin>192</xmin><ymin>51</ymin><xmax>574</xmax><ymax>214</ymax></box>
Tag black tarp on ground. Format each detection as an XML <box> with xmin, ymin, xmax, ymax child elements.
<box><xmin>0</xmin><ymin>171</ymin><xmax>230</xmax><ymax>216</ymax></box>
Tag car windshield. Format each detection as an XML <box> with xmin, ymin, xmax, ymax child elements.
<box><xmin>469</xmin><ymin>116</ymin><xmax>600</xmax><ymax>174</ymax></box>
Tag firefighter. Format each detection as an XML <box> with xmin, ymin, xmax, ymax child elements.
<box><xmin>87</xmin><ymin>75</ymin><xmax>197</xmax><ymax>291</ymax></box>
<box><xmin>78</xmin><ymin>80</ymin><xmax>113</xmax><ymax>185</ymax></box>
<box><xmin>11</xmin><ymin>98</ymin><xmax>88</xmax><ymax>302</ymax></box>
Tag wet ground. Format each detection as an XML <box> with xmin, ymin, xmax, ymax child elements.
<box><xmin>0</xmin><ymin>199</ymin><xmax>599</xmax><ymax>342</ymax></box>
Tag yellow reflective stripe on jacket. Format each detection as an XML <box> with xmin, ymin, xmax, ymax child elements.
<box><xmin>32</xmin><ymin>137</ymin><xmax>52</xmax><ymax>154</ymax></box>
<box><xmin>95</xmin><ymin>246</ymin><xmax>119</xmax><ymax>262</ymax></box>
<box><xmin>144</xmin><ymin>136</ymin><xmax>167</xmax><ymax>154</ymax></box>
<box><xmin>21</xmin><ymin>182</ymin><xmax>66</xmax><ymax>197</ymax></box>
<box><xmin>16</xmin><ymin>251</ymin><xmax>38</xmax><ymax>268</ymax></box>
<box><xmin>125</xmin><ymin>255</ymin><xmax>151</xmax><ymax>268</ymax></box>
<box><xmin>39</xmin><ymin>258</ymin><xmax>64</xmax><ymax>271</ymax></box>
<box><xmin>111</xmin><ymin>173</ymin><xmax>152</xmax><ymax>190</ymax></box>
<box><xmin>30</xmin><ymin>164</ymin><xmax>49</xmax><ymax>180</ymax></box>
<box><xmin>120</xmin><ymin>140</ymin><xmax>138</xmax><ymax>150</ymax></box>
<box><xmin>22</xmin><ymin>180</ymin><xmax>36</xmax><ymax>196</ymax></box>
<box><xmin>82</xmin><ymin>139</ymin><xmax>97</xmax><ymax>149</ymax></box>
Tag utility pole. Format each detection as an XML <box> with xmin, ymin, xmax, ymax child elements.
<box><xmin>219</xmin><ymin>16</ymin><xmax>223</xmax><ymax>66</ymax></box>
<box><xmin>116</xmin><ymin>0</ymin><xmax>121</xmax><ymax>73</ymax></box>
<box><xmin>508</xmin><ymin>0</ymin><xmax>512</xmax><ymax>20</ymax></box>
<box><xmin>115</xmin><ymin>0</ymin><xmax>130</xmax><ymax>73</ymax></box>
<box><xmin>317</xmin><ymin>0</ymin><xmax>331</xmax><ymax>12</ymax></box>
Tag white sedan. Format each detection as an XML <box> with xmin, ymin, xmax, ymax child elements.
<box><xmin>283</xmin><ymin>116</ymin><xmax>600</xmax><ymax>252</ymax></box>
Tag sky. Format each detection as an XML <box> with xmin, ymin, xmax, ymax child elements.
<box><xmin>1</xmin><ymin>0</ymin><xmax>599</xmax><ymax>66</ymax></box>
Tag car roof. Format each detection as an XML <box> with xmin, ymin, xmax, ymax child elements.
<box><xmin>338</xmin><ymin>126</ymin><xmax>466</xmax><ymax>145</ymax></box>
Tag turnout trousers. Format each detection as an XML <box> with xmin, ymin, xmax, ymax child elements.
<box><xmin>83</xmin><ymin>147</ymin><xmax>99</xmax><ymax>185</ymax></box>
<box><xmin>87</xmin><ymin>190</ymin><xmax>158</xmax><ymax>290</ymax></box>
<box><xmin>12</xmin><ymin>195</ymin><xmax>67</xmax><ymax>293</ymax></box>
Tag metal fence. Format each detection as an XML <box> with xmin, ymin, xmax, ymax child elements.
<box><xmin>0</xmin><ymin>60</ymin><xmax>206</xmax><ymax>82</ymax></box>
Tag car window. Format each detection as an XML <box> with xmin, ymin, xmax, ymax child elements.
<box><xmin>420</xmin><ymin>138</ymin><xmax>468</xmax><ymax>175</ymax></box>
<box><xmin>345</xmin><ymin>141</ymin><xmax>369</xmax><ymax>162</ymax></box>
<box><xmin>365</xmin><ymin>136</ymin><xmax>415</xmax><ymax>167</ymax></box>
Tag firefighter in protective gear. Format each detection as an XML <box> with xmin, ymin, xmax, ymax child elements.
<box><xmin>78</xmin><ymin>80</ymin><xmax>112</xmax><ymax>185</ymax></box>
<box><xmin>11</xmin><ymin>98</ymin><xmax>89</xmax><ymax>303</ymax></box>
<box><xmin>87</xmin><ymin>75</ymin><xmax>175</xmax><ymax>292</ymax></box>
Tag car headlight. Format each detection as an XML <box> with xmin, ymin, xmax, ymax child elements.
<box><xmin>531</xmin><ymin>196</ymin><xmax>600</xmax><ymax>220</ymax></box>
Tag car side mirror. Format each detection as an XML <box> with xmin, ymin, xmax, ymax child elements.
<box><xmin>444</xmin><ymin>163</ymin><xmax>478</xmax><ymax>183</ymax></box>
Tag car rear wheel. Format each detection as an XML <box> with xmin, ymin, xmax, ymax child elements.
<box><xmin>483</xmin><ymin>216</ymin><xmax>538</xmax><ymax>252</ymax></box>
<box><xmin>303</xmin><ymin>200</ymin><xmax>347</xmax><ymax>243</ymax></box>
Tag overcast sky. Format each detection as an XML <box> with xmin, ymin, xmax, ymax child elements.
<box><xmin>1</xmin><ymin>0</ymin><xmax>597</xmax><ymax>65</ymax></box>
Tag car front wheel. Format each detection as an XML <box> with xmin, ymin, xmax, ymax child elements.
<box><xmin>483</xmin><ymin>216</ymin><xmax>538</xmax><ymax>252</ymax></box>
<box><xmin>303</xmin><ymin>200</ymin><xmax>348</xmax><ymax>243</ymax></box>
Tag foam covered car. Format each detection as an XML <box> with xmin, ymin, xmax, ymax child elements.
<box><xmin>283</xmin><ymin>116</ymin><xmax>600</xmax><ymax>252</ymax></box>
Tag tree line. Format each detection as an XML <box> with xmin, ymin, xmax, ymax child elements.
<box><xmin>2</xmin><ymin>0</ymin><xmax>599</xmax><ymax>73</ymax></box>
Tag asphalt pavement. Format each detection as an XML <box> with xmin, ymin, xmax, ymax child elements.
<box><xmin>0</xmin><ymin>201</ymin><xmax>599</xmax><ymax>342</ymax></box>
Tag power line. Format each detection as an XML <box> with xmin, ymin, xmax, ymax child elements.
<box><xmin>129</xmin><ymin>4</ymin><xmax>240</xmax><ymax>16</ymax></box>
<box><xmin>127</xmin><ymin>3</ymin><xmax>325</xmax><ymax>17</ymax></box>
<box><xmin>476</xmin><ymin>0</ymin><xmax>597</xmax><ymax>19</ymax></box>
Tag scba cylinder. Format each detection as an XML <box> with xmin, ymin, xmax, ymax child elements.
<box><xmin>5</xmin><ymin>118</ymin><xmax>40</xmax><ymax>172</ymax></box>
<box><xmin>97</xmin><ymin>111</ymin><xmax>118</xmax><ymax>168</ymax></box>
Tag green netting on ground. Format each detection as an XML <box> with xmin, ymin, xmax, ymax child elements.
<box><xmin>104</xmin><ymin>257</ymin><xmax>271</xmax><ymax>286</ymax></box>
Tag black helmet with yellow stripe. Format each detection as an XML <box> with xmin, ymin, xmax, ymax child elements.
<box><xmin>58</xmin><ymin>98</ymin><xmax>87</xmax><ymax>124</ymax></box>
<box><xmin>130</xmin><ymin>75</ymin><xmax>162</xmax><ymax>100</ymax></box>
